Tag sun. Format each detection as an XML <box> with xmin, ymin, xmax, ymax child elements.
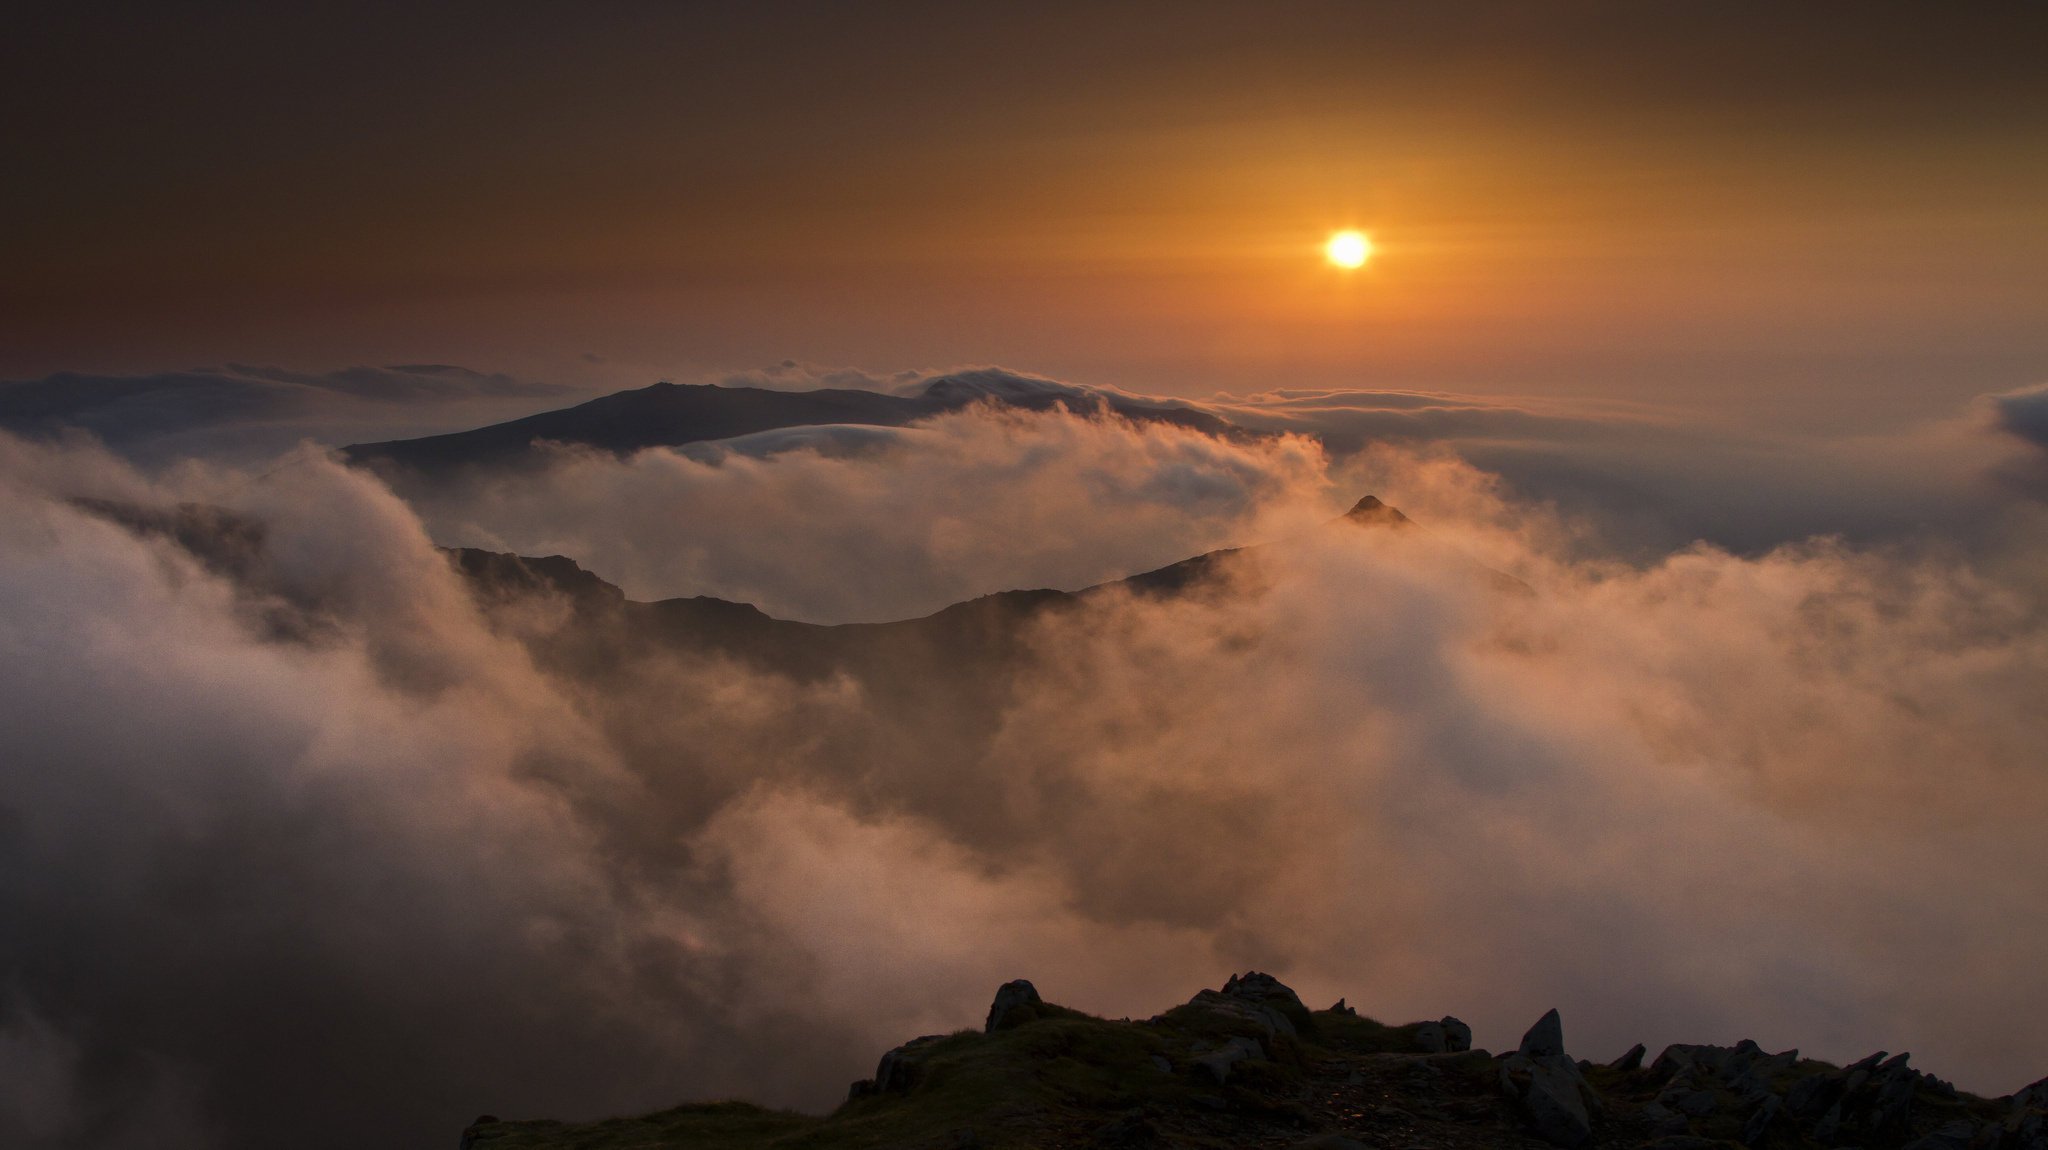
<box><xmin>1325</xmin><ymin>229</ymin><xmax>1372</xmax><ymax>269</ymax></box>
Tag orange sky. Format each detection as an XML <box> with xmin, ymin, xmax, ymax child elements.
<box><xmin>5</xmin><ymin>2</ymin><xmax>2045</xmax><ymax>427</ymax></box>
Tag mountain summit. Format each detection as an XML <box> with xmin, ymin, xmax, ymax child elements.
<box><xmin>459</xmin><ymin>971</ymin><xmax>2046</xmax><ymax>1150</ymax></box>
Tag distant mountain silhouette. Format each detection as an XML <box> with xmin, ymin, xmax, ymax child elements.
<box><xmin>343</xmin><ymin>371</ymin><xmax>1236</xmax><ymax>474</ymax></box>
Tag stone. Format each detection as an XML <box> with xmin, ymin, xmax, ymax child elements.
<box><xmin>1521</xmin><ymin>1009</ymin><xmax>1567</xmax><ymax>1059</ymax></box>
<box><xmin>1288</xmin><ymin>1137</ymin><xmax>1370</xmax><ymax>1150</ymax></box>
<box><xmin>985</xmin><ymin>979</ymin><xmax>1043</xmax><ymax>1033</ymax></box>
<box><xmin>1786</xmin><ymin>1070</ymin><xmax>1844</xmax><ymax>1120</ymax></box>
<box><xmin>1610</xmin><ymin>1043</ymin><xmax>1647</xmax><ymax>1072</ymax></box>
<box><xmin>1415</xmin><ymin>1021</ymin><xmax>1448</xmax><ymax>1053</ymax></box>
<box><xmin>1519</xmin><ymin>1055</ymin><xmax>1594</xmax><ymax>1147</ymax></box>
<box><xmin>458</xmin><ymin>1117</ymin><xmax>499</xmax><ymax>1150</ymax></box>
<box><xmin>1741</xmin><ymin>1094</ymin><xmax>1781</xmax><ymax>1145</ymax></box>
<box><xmin>1500</xmin><ymin>1009</ymin><xmax>1598</xmax><ymax>1147</ymax></box>
<box><xmin>1902</xmin><ymin>1119</ymin><xmax>1982</xmax><ymax>1150</ymax></box>
<box><xmin>1639</xmin><ymin>1100</ymin><xmax>1689</xmax><ymax>1136</ymax></box>
<box><xmin>1440</xmin><ymin>1016</ymin><xmax>1473</xmax><ymax>1053</ymax></box>
<box><xmin>1193</xmin><ymin>1035</ymin><xmax>1265</xmax><ymax>1085</ymax></box>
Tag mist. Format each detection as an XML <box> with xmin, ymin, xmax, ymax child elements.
<box><xmin>2</xmin><ymin>398</ymin><xmax>2046</xmax><ymax>1150</ymax></box>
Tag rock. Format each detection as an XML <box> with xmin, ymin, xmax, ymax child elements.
<box><xmin>1665</xmin><ymin>1088</ymin><xmax>1717</xmax><ymax>1118</ymax></box>
<box><xmin>1440</xmin><ymin>1016</ymin><xmax>1473</xmax><ymax>1053</ymax></box>
<box><xmin>1148</xmin><ymin>1055</ymin><xmax>1171</xmax><ymax>1073</ymax></box>
<box><xmin>1610</xmin><ymin>1043</ymin><xmax>1647</xmax><ymax>1072</ymax></box>
<box><xmin>2013</xmin><ymin>1075</ymin><xmax>2048</xmax><ymax>1112</ymax></box>
<box><xmin>1741</xmin><ymin>1094</ymin><xmax>1781</xmax><ymax>1145</ymax></box>
<box><xmin>1521</xmin><ymin>1009</ymin><xmax>1567</xmax><ymax>1059</ymax></box>
<box><xmin>1499</xmin><ymin>1009</ymin><xmax>1597</xmax><ymax>1147</ymax></box>
<box><xmin>852</xmin><ymin>1033</ymin><xmax>948</xmax><ymax>1100</ymax></box>
<box><xmin>458</xmin><ymin>1117</ymin><xmax>499</xmax><ymax>1150</ymax></box>
<box><xmin>1902</xmin><ymin>1118</ymin><xmax>1981</xmax><ymax>1150</ymax></box>
<box><xmin>1415</xmin><ymin>1021</ymin><xmax>1449</xmax><ymax>1053</ymax></box>
<box><xmin>1786</xmin><ymin>1071</ymin><xmax>1845</xmax><ymax>1120</ymax></box>
<box><xmin>1330</xmin><ymin>997</ymin><xmax>1357</xmax><ymax>1016</ymax></box>
<box><xmin>1222</xmin><ymin>971</ymin><xmax>1306</xmax><ymax>1011</ymax></box>
<box><xmin>1639</xmin><ymin>1100</ymin><xmax>1689</xmax><ymax>1136</ymax></box>
<box><xmin>1637</xmin><ymin>1138</ymin><xmax>1723</xmax><ymax>1150</ymax></box>
<box><xmin>1519</xmin><ymin>1055</ymin><xmax>1594</xmax><ymax>1147</ymax></box>
<box><xmin>1193</xmin><ymin>1035</ymin><xmax>1265</xmax><ymax>1085</ymax></box>
<box><xmin>1180</xmin><ymin>977</ymin><xmax>1304</xmax><ymax>1042</ymax></box>
<box><xmin>985</xmin><ymin>979</ymin><xmax>1043</xmax><ymax>1033</ymax></box>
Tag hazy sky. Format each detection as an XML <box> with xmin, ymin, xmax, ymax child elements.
<box><xmin>6</xmin><ymin>2</ymin><xmax>2045</xmax><ymax>427</ymax></box>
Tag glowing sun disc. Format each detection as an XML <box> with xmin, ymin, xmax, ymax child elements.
<box><xmin>1326</xmin><ymin>230</ymin><xmax>1372</xmax><ymax>268</ymax></box>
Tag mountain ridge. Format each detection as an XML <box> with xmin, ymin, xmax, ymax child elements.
<box><xmin>344</xmin><ymin>373</ymin><xmax>1238</xmax><ymax>475</ymax></box>
<box><xmin>457</xmin><ymin>970</ymin><xmax>2048</xmax><ymax>1150</ymax></box>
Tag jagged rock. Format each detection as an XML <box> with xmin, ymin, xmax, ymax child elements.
<box><xmin>985</xmin><ymin>979</ymin><xmax>1043</xmax><ymax>1033</ymax></box>
<box><xmin>1786</xmin><ymin>1069</ymin><xmax>1844</xmax><ymax>1120</ymax></box>
<box><xmin>1521</xmin><ymin>1009</ymin><xmax>1568</xmax><ymax>1059</ymax></box>
<box><xmin>1902</xmin><ymin>1118</ymin><xmax>1981</xmax><ymax>1150</ymax></box>
<box><xmin>1415</xmin><ymin>1021</ymin><xmax>1448</xmax><ymax>1053</ymax></box>
<box><xmin>1180</xmin><ymin>973</ymin><xmax>1306</xmax><ymax>1042</ymax></box>
<box><xmin>1665</xmin><ymin>1088</ymin><xmax>1717</xmax><ymax>1118</ymax></box>
<box><xmin>1500</xmin><ymin>1009</ymin><xmax>1595</xmax><ymax>1147</ymax></box>
<box><xmin>1221</xmin><ymin>972</ymin><xmax>1308</xmax><ymax>1022</ymax></box>
<box><xmin>458</xmin><ymin>1116</ymin><xmax>499</xmax><ymax>1150</ymax></box>
<box><xmin>849</xmin><ymin>1033</ymin><xmax>948</xmax><ymax>1100</ymax></box>
<box><xmin>1741</xmin><ymin>1093</ymin><xmax>1782</xmax><ymax>1145</ymax></box>
<box><xmin>1435</xmin><ymin>1017</ymin><xmax>1473</xmax><ymax>1053</ymax></box>
<box><xmin>1193</xmin><ymin>1035</ymin><xmax>1265</xmax><ymax>1085</ymax></box>
<box><xmin>1639</xmin><ymin>1100</ymin><xmax>1689</xmax><ymax>1136</ymax></box>
<box><xmin>1611</xmin><ymin>1043</ymin><xmax>1647</xmax><ymax>1072</ymax></box>
<box><xmin>1330</xmin><ymin>997</ymin><xmax>1357</xmax><ymax>1017</ymax></box>
<box><xmin>1518</xmin><ymin>1057</ymin><xmax>1595</xmax><ymax>1147</ymax></box>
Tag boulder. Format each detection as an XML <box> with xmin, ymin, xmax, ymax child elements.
<box><xmin>985</xmin><ymin>979</ymin><xmax>1043</xmax><ymax>1033</ymax></box>
<box><xmin>1413</xmin><ymin>1016</ymin><xmax>1472</xmax><ymax>1053</ymax></box>
<box><xmin>1609</xmin><ymin>1043</ymin><xmax>1646</xmax><ymax>1072</ymax></box>
<box><xmin>848</xmin><ymin>1034</ymin><xmax>948</xmax><ymax>1100</ymax></box>
<box><xmin>1518</xmin><ymin>1056</ymin><xmax>1594</xmax><ymax>1147</ymax></box>
<box><xmin>1499</xmin><ymin>1009</ymin><xmax>1596</xmax><ymax>1147</ymax></box>
<box><xmin>1193</xmin><ymin>1035</ymin><xmax>1265</xmax><ymax>1085</ymax></box>
<box><xmin>1441</xmin><ymin>1016</ymin><xmax>1473</xmax><ymax>1053</ymax></box>
<box><xmin>1520</xmin><ymin>1009</ymin><xmax>1567</xmax><ymax>1059</ymax></box>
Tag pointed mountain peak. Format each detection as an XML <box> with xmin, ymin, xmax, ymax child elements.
<box><xmin>1342</xmin><ymin>495</ymin><xmax>1414</xmax><ymax>528</ymax></box>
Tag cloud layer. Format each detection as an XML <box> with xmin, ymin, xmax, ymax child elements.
<box><xmin>1</xmin><ymin>395</ymin><xmax>2046</xmax><ymax>1150</ymax></box>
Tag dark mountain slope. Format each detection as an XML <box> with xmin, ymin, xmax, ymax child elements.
<box><xmin>460</xmin><ymin>971</ymin><xmax>2047</xmax><ymax>1150</ymax></box>
<box><xmin>344</xmin><ymin>373</ymin><xmax>1237</xmax><ymax>475</ymax></box>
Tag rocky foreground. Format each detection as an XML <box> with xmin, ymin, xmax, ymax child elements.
<box><xmin>460</xmin><ymin>973</ymin><xmax>2048</xmax><ymax>1150</ymax></box>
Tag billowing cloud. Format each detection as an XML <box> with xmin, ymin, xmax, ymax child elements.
<box><xmin>389</xmin><ymin>403</ymin><xmax>1337</xmax><ymax>622</ymax></box>
<box><xmin>2</xmin><ymin>396</ymin><xmax>2046</xmax><ymax>1150</ymax></box>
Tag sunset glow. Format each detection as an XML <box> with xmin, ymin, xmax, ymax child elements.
<box><xmin>1325</xmin><ymin>230</ymin><xmax>1372</xmax><ymax>268</ymax></box>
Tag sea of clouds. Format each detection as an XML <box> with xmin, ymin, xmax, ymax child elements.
<box><xmin>2</xmin><ymin>372</ymin><xmax>2046</xmax><ymax>1149</ymax></box>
